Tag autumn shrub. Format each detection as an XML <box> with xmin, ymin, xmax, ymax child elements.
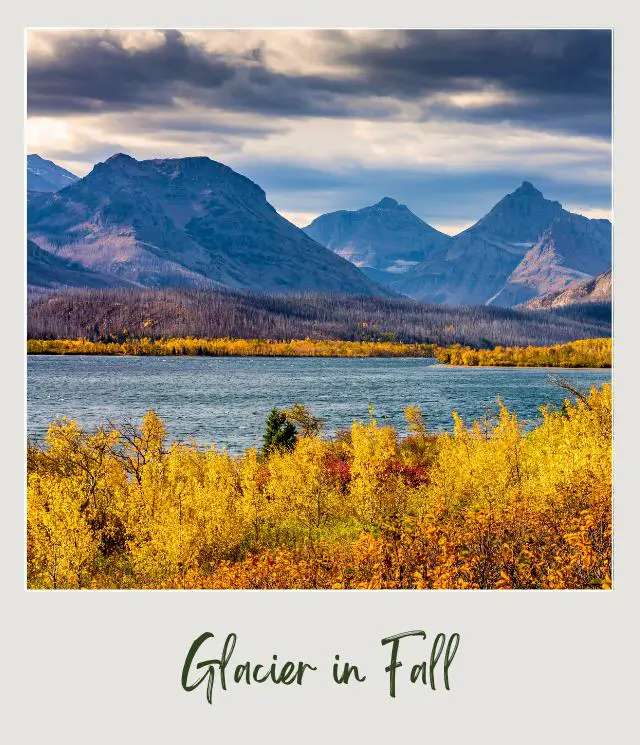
<box><xmin>434</xmin><ymin>337</ymin><xmax>611</xmax><ymax>367</ymax></box>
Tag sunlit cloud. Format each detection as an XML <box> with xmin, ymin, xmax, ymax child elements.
<box><xmin>564</xmin><ymin>205</ymin><xmax>612</xmax><ymax>220</ymax></box>
<box><xmin>278</xmin><ymin>210</ymin><xmax>320</xmax><ymax>228</ymax></box>
<box><xmin>432</xmin><ymin>221</ymin><xmax>476</xmax><ymax>236</ymax></box>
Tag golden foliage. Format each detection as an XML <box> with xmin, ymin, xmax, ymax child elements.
<box><xmin>27</xmin><ymin>336</ymin><xmax>611</xmax><ymax>367</ymax></box>
<box><xmin>433</xmin><ymin>337</ymin><xmax>611</xmax><ymax>368</ymax></box>
<box><xmin>27</xmin><ymin>337</ymin><xmax>435</xmax><ymax>358</ymax></box>
<box><xmin>27</xmin><ymin>386</ymin><xmax>612</xmax><ymax>590</ymax></box>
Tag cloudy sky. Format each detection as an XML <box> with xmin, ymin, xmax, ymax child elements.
<box><xmin>26</xmin><ymin>29</ymin><xmax>612</xmax><ymax>233</ymax></box>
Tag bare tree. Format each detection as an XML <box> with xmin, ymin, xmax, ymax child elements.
<box><xmin>28</xmin><ymin>287</ymin><xmax>611</xmax><ymax>349</ymax></box>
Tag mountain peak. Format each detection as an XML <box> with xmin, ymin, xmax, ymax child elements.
<box><xmin>304</xmin><ymin>197</ymin><xmax>450</xmax><ymax>279</ymax></box>
<box><xmin>28</xmin><ymin>152</ymin><xmax>384</xmax><ymax>296</ymax></box>
<box><xmin>515</xmin><ymin>181</ymin><xmax>543</xmax><ymax>197</ymax></box>
<box><xmin>104</xmin><ymin>152</ymin><xmax>136</xmax><ymax>164</ymax></box>
<box><xmin>375</xmin><ymin>197</ymin><xmax>399</xmax><ymax>209</ymax></box>
<box><xmin>462</xmin><ymin>179</ymin><xmax>565</xmax><ymax>247</ymax></box>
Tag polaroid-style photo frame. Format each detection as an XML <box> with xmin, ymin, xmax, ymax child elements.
<box><xmin>5</xmin><ymin>3</ymin><xmax>638</xmax><ymax>743</ymax></box>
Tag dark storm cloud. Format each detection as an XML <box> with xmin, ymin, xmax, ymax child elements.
<box><xmin>345</xmin><ymin>30</ymin><xmax>611</xmax><ymax>99</ymax></box>
<box><xmin>27</xmin><ymin>29</ymin><xmax>611</xmax><ymax>138</ymax></box>
<box><xmin>347</xmin><ymin>30</ymin><xmax>612</xmax><ymax>137</ymax></box>
<box><xmin>420</xmin><ymin>93</ymin><xmax>611</xmax><ymax>138</ymax></box>
<box><xmin>27</xmin><ymin>31</ymin><xmax>234</xmax><ymax>113</ymax></box>
<box><xmin>28</xmin><ymin>30</ymin><xmax>369</xmax><ymax>118</ymax></box>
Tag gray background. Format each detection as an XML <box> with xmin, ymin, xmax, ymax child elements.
<box><xmin>4</xmin><ymin>3</ymin><xmax>638</xmax><ymax>742</ymax></box>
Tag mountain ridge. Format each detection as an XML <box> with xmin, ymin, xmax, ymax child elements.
<box><xmin>520</xmin><ymin>269</ymin><xmax>612</xmax><ymax>309</ymax></box>
<box><xmin>27</xmin><ymin>153</ymin><xmax>386</xmax><ymax>296</ymax></box>
<box><xmin>27</xmin><ymin>154</ymin><xmax>79</xmax><ymax>192</ymax></box>
<box><xmin>25</xmin><ymin>156</ymin><xmax>611</xmax><ymax>306</ymax></box>
<box><xmin>308</xmin><ymin>181</ymin><xmax>611</xmax><ymax>307</ymax></box>
<box><xmin>303</xmin><ymin>197</ymin><xmax>451</xmax><ymax>279</ymax></box>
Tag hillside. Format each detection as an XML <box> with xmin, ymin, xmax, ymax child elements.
<box><xmin>303</xmin><ymin>197</ymin><xmax>451</xmax><ymax>288</ymax></box>
<box><xmin>521</xmin><ymin>269</ymin><xmax>612</xmax><ymax>309</ymax></box>
<box><xmin>27</xmin><ymin>239</ymin><xmax>127</xmax><ymax>290</ymax></box>
<box><xmin>488</xmin><ymin>215</ymin><xmax>611</xmax><ymax>306</ymax></box>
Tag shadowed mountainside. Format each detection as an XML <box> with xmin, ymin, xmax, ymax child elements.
<box><xmin>27</xmin><ymin>239</ymin><xmax>127</xmax><ymax>290</ymax></box>
<box><xmin>304</xmin><ymin>197</ymin><xmax>451</xmax><ymax>277</ymax></box>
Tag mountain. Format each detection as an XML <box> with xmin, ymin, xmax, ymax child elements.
<box><xmin>27</xmin><ymin>239</ymin><xmax>126</xmax><ymax>290</ymax></box>
<box><xmin>488</xmin><ymin>214</ymin><xmax>611</xmax><ymax>306</ymax></box>
<box><xmin>521</xmin><ymin>269</ymin><xmax>612</xmax><ymax>310</ymax></box>
<box><xmin>27</xmin><ymin>154</ymin><xmax>79</xmax><ymax>192</ymax></box>
<box><xmin>393</xmin><ymin>182</ymin><xmax>611</xmax><ymax>306</ymax></box>
<box><xmin>465</xmin><ymin>180</ymin><xmax>565</xmax><ymax>244</ymax></box>
<box><xmin>27</xmin><ymin>154</ymin><xmax>384</xmax><ymax>295</ymax></box>
<box><xmin>303</xmin><ymin>197</ymin><xmax>451</xmax><ymax>289</ymax></box>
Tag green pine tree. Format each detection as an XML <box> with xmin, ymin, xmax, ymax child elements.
<box><xmin>261</xmin><ymin>407</ymin><xmax>297</xmax><ymax>459</ymax></box>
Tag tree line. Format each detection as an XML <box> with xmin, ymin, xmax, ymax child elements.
<box><xmin>27</xmin><ymin>287</ymin><xmax>611</xmax><ymax>349</ymax></box>
<box><xmin>434</xmin><ymin>338</ymin><xmax>611</xmax><ymax>368</ymax></box>
<box><xmin>26</xmin><ymin>336</ymin><xmax>612</xmax><ymax>367</ymax></box>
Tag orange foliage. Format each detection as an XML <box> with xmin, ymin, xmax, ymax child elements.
<box><xmin>28</xmin><ymin>336</ymin><xmax>611</xmax><ymax>366</ymax></box>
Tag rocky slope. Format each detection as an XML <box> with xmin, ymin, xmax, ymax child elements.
<box><xmin>521</xmin><ymin>269</ymin><xmax>612</xmax><ymax>309</ymax></box>
<box><xmin>27</xmin><ymin>154</ymin><xmax>384</xmax><ymax>295</ymax></box>
<box><xmin>27</xmin><ymin>239</ymin><xmax>126</xmax><ymax>290</ymax></box>
<box><xmin>488</xmin><ymin>215</ymin><xmax>611</xmax><ymax>306</ymax></box>
<box><xmin>27</xmin><ymin>154</ymin><xmax>78</xmax><ymax>192</ymax></box>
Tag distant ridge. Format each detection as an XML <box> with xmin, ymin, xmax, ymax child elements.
<box><xmin>27</xmin><ymin>154</ymin><xmax>78</xmax><ymax>192</ymax></box>
<box><xmin>25</xmin><ymin>155</ymin><xmax>611</xmax><ymax>306</ymax></box>
<box><xmin>303</xmin><ymin>197</ymin><xmax>450</xmax><ymax>288</ymax></box>
<box><xmin>309</xmin><ymin>181</ymin><xmax>611</xmax><ymax>307</ymax></box>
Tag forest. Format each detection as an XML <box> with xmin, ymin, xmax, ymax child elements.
<box><xmin>27</xmin><ymin>384</ymin><xmax>611</xmax><ymax>590</ymax></box>
<box><xmin>26</xmin><ymin>336</ymin><xmax>612</xmax><ymax>367</ymax></box>
<box><xmin>27</xmin><ymin>287</ymin><xmax>611</xmax><ymax>349</ymax></box>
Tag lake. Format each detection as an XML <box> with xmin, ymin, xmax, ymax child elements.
<box><xmin>27</xmin><ymin>356</ymin><xmax>611</xmax><ymax>452</ymax></box>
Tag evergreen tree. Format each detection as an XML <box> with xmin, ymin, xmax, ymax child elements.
<box><xmin>261</xmin><ymin>407</ymin><xmax>297</xmax><ymax>459</ymax></box>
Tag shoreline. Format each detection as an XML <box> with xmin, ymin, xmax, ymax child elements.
<box><xmin>431</xmin><ymin>363</ymin><xmax>611</xmax><ymax>371</ymax></box>
<box><xmin>26</xmin><ymin>336</ymin><xmax>612</xmax><ymax>368</ymax></box>
<box><xmin>27</xmin><ymin>353</ymin><xmax>612</xmax><ymax>370</ymax></box>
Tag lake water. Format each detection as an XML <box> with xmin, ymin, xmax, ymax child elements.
<box><xmin>27</xmin><ymin>356</ymin><xmax>611</xmax><ymax>452</ymax></box>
